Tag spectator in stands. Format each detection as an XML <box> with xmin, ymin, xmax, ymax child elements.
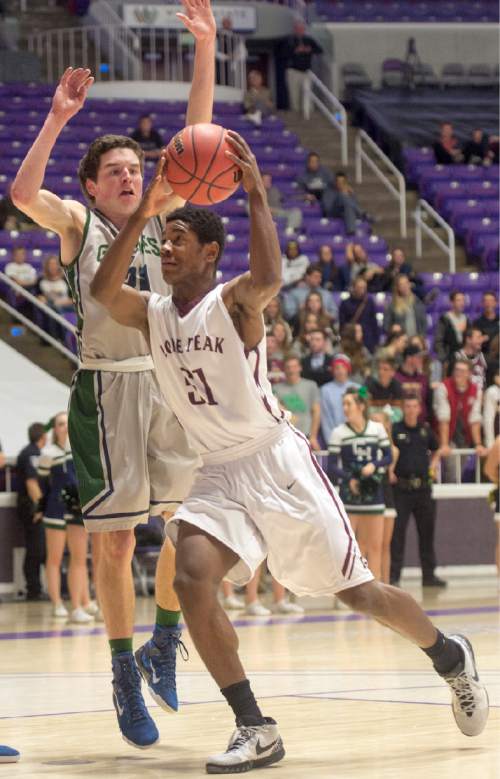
<box><xmin>301</xmin><ymin>329</ymin><xmax>334</xmax><ymax>387</ymax></box>
<box><xmin>329</xmin><ymin>171</ymin><xmax>365</xmax><ymax>235</ymax></box>
<box><xmin>380</xmin><ymin>248</ymin><xmax>424</xmax><ymax>300</ymax></box>
<box><xmin>294</xmin><ymin>290</ymin><xmax>335</xmax><ymax>339</ymax></box>
<box><xmin>243</xmin><ymin>69</ymin><xmax>273</xmax><ymax>127</ymax></box>
<box><xmin>473</xmin><ymin>291</ymin><xmax>498</xmax><ymax>353</ymax></box>
<box><xmin>261</xmin><ymin>173</ymin><xmax>302</xmax><ymax>234</ymax></box>
<box><xmin>483</xmin><ymin>369</ymin><xmax>500</xmax><ymax>449</ymax></box>
<box><xmin>274</xmin><ymin>355</ymin><xmax>321</xmax><ymax>449</ymax></box>
<box><xmin>338</xmin><ymin>243</ymin><xmax>383</xmax><ymax>292</ymax></box>
<box><xmin>266</xmin><ymin>333</ymin><xmax>286</xmax><ymax>384</ymax></box>
<box><xmin>376</xmin><ymin>327</ymin><xmax>408</xmax><ymax>368</ymax></box>
<box><xmin>433</xmin><ymin>121</ymin><xmax>464</xmax><ymax>165</ymax></box>
<box><xmin>130</xmin><ymin>114</ymin><xmax>163</xmax><ymax>160</ymax></box>
<box><xmin>264</xmin><ymin>296</ymin><xmax>284</xmax><ymax>334</ymax></box>
<box><xmin>462</xmin><ymin>128</ymin><xmax>491</xmax><ymax>166</ymax></box>
<box><xmin>17</xmin><ymin>422</ymin><xmax>47</xmax><ymax>601</ymax></box>
<box><xmin>292</xmin><ymin>312</ymin><xmax>320</xmax><ymax>357</ymax></box>
<box><xmin>0</xmin><ymin>182</ymin><xmax>36</xmax><ymax>230</ymax></box>
<box><xmin>434</xmin><ymin>291</ymin><xmax>470</xmax><ymax>369</ymax></box>
<box><xmin>433</xmin><ymin>359</ymin><xmax>486</xmax><ymax>481</ymax></box>
<box><xmin>335</xmin><ymin>323</ymin><xmax>371</xmax><ymax>385</ymax></box>
<box><xmin>486</xmin><ymin>334</ymin><xmax>499</xmax><ymax>387</ymax></box>
<box><xmin>384</xmin><ymin>274</ymin><xmax>427</xmax><ymax>338</ymax></box>
<box><xmin>216</xmin><ymin>16</ymin><xmax>248</xmax><ymax>86</ymax></box>
<box><xmin>410</xmin><ymin>334</ymin><xmax>442</xmax><ymax>387</ymax></box>
<box><xmin>320</xmin><ymin>354</ymin><xmax>360</xmax><ymax>442</ymax></box>
<box><xmin>297</xmin><ymin>152</ymin><xmax>335</xmax><ymax>215</ymax></box>
<box><xmin>366</xmin><ymin>357</ymin><xmax>404</xmax><ymax>408</ymax></box>
<box><xmin>283</xmin><ymin>263</ymin><xmax>338</xmax><ymax>320</ymax></box>
<box><xmin>272</xmin><ymin>320</ymin><xmax>294</xmax><ymax>358</ymax></box>
<box><xmin>338</xmin><ymin>276</ymin><xmax>379</xmax><ymax>353</ymax></box>
<box><xmin>280</xmin><ymin>20</ymin><xmax>322</xmax><ymax>115</ymax></box>
<box><xmin>281</xmin><ymin>239</ymin><xmax>309</xmax><ymax>288</ymax></box>
<box><xmin>38</xmin><ymin>255</ymin><xmax>73</xmax><ymax>313</ymax></box>
<box><xmin>317</xmin><ymin>244</ymin><xmax>339</xmax><ymax>290</ymax></box>
<box><xmin>451</xmin><ymin>326</ymin><xmax>487</xmax><ymax>390</ymax></box>
<box><xmin>395</xmin><ymin>344</ymin><xmax>431</xmax><ymax>422</ymax></box>
<box><xmin>5</xmin><ymin>245</ymin><xmax>37</xmax><ymax>317</ymax></box>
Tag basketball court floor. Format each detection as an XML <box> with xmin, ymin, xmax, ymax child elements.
<box><xmin>1</xmin><ymin>576</ymin><xmax>499</xmax><ymax>779</ymax></box>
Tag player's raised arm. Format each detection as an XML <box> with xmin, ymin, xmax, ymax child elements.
<box><xmin>90</xmin><ymin>156</ymin><xmax>174</xmax><ymax>335</ymax></box>
<box><xmin>178</xmin><ymin>0</ymin><xmax>216</xmax><ymax>126</ymax></box>
<box><xmin>10</xmin><ymin>68</ymin><xmax>94</xmax><ymax>235</ymax></box>
<box><xmin>222</xmin><ymin>131</ymin><xmax>282</xmax><ymax>345</ymax></box>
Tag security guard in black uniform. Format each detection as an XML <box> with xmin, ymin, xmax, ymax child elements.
<box><xmin>17</xmin><ymin>422</ymin><xmax>47</xmax><ymax>600</ymax></box>
<box><xmin>390</xmin><ymin>394</ymin><xmax>446</xmax><ymax>588</ymax></box>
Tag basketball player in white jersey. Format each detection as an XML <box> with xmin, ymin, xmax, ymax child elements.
<box><xmin>11</xmin><ymin>0</ymin><xmax>216</xmax><ymax>749</ymax></box>
<box><xmin>91</xmin><ymin>137</ymin><xmax>488</xmax><ymax>773</ymax></box>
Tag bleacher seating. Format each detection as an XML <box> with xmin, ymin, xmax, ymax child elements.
<box><xmin>315</xmin><ymin>0</ymin><xmax>498</xmax><ymax>23</ymax></box>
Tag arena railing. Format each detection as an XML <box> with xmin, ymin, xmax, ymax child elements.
<box><xmin>355</xmin><ymin>129</ymin><xmax>407</xmax><ymax>238</ymax></box>
<box><xmin>0</xmin><ymin>449</ymin><xmax>490</xmax><ymax>497</ymax></box>
<box><xmin>303</xmin><ymin>71</ymin><xmax>348</xmax><ymax>166</ymax></box>
<box><xmin>27</xmin><ymin>25</ymin><xmax>246</xmax><ymax>89</ymax></box>
<box><xmin>414</xmin><ymin>198</ymin><xmax>456</xmax><ymax>274</ymax></box>
<box><xmin>0</xmin><ymin>271</ymin><xmax>78</xmax><ymax>365</ymax></box>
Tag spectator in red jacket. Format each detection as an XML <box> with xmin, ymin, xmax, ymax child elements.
<box><xmin>433</xmin><ymin>359</ymin><xmax>486</xmax><ymax>480</ymax></box>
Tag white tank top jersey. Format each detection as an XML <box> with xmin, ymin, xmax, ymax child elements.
<box><xmin>64</xmin><ymin>208</ymin><xmax>170</xmax><ymax>370</ymax></box>
<box><xmin>147</xmin><ymin>285</ymin><xmax>288</xmax><ymax>463</ymax></box>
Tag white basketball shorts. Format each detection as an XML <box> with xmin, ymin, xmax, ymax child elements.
<box><xmin>167</xmin><ymin>425</ymin><xmax>374</xmax><ymax>596</ymax></box>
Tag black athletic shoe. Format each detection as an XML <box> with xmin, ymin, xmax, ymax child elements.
<box><xmin>422</xmin><ymin>576</ymin><xmax>447</xmax><ymax>588</ymax></box>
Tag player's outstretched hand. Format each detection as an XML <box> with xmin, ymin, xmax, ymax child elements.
<box><xmin>177</xmin><ymin>0</ymin><xmax>216</xmax><ymax>42</ymax></box>
<box><xmin>225</xmin><ymin>130</ymin><xmax>263</xmax><ymax>195</ymax></box>
<box><xmin>138</xmin><ymin>154</ymin><xmax>175</xmax><ymax>219</ymax></box>
<box><xmin>51</xmin><ymin>68</ymin><xmax>94</xmax><ymax>123</ymax></box>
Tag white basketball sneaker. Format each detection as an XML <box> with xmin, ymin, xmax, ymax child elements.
<box><xmin>70</xmin><ymin>607</ymin><xmax>94</xmax><ymax>624</ymax></box>
<box><xmin>273</xmin><ymin>599</ymin><xmax>304</xmax><ymax>614</ymax></box>
<box><xmin>206</xmin><ymin>718</ymin><xmax>285</xmax><ymax>774</ymax></box>
<box><xmin>443</xmin><ymin>634</ymin><xmax>489</xmax><ymax>736</ymax></box>
<box><xmin>244</xmin><ymin>601</ymin><xmax>271</xmax><ymax>617</ymax></box>
<box><xmin>52</xmin><ymin>602</ymin><xmax>68</xmax><ymax>618</ymax></box>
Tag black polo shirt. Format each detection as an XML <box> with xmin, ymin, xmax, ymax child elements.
<box><xmin>16</xmin><ymin>443</ymin><xmax>41</xmax><ymax>499</ymax></box>
<box><xmin>392</xmin><ymin>421</ymin><xmax>438</xmax><ymax>480</ymax></box>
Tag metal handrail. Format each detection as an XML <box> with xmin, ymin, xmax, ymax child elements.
<box><xmin>414</xmin><ymin>198</ymin><xmax>456</xmax><ymax>274</ymax></box>
<box><xmin>0</xmin><ymin>297</ymin><xmax>78</xmax><ymax>364</ymax></box>
<box><xmin>27</xmin><ymin>24</ymin><xmax>245</xmax><ymax>88</ymax></box>
<box><xmin>0</xmin><ymin>272</ymin><xmax>76</xmax><ymax>335</ymax></box>
<box><xmin>354</xmin><ymin>129</ymin><xmax>407</xmax><ymax>237</ymax></box>
<box><xmin>303</xmin><ymin>70</ymin><xmax>348</xmax><ymax>166</ymax></box>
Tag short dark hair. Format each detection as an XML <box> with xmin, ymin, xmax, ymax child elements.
<box><xmin>306</xmin><ymin>263</ymin><xmax>323</xmax><ymax>276</ymax></box>
<box><xmin>483</xmin><ymin>290</ymin><xmax>497</xmax><ymax>299</ymax></box>
<box><xmin>307</xmin><ymin>152</ymin><xmax>319</xmax><ymax>161</ymax></box>
<box><xmin>403</xmin><ymin>392</ymin><xmax>421</xmax><ymax>403</ymax></box>
<box><xmin>165</xmin><ymin>206</ymin><xmax>226</xmax><ymax>265</ymax></box>
<box><xmin>449</xmin><ymin>289</ymin><xmax>464</xmax><ymax>301</ymax></box>
<box><xmin>465</xmin><ymin>326</ymin><xmax>482</xmax><ymax>340</ymax></box>
<box><xmin>28</xmin><ymin>422</ymin><xmax>46</xmax><ymax>444</ymax></box>
<box><xmin>378</xmin><ymin>356</ymin><xmax>396</xmax><ymax>369</ymax></box>
<box><xmin>139</xmin><ymin>113</ymin><xmax>151</xmax><ymax>121</ymax></box>
<box><xmin>336</xmin><ymin>170</ymin><xmax>347</xmax><ymax>178</ymax></box>
<box><xmin>78</xmin><ymin>135</ymin><xmax>145</xmax><ymax>203</ymax></box>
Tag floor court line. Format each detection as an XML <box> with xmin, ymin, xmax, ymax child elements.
<box><xmin>0</xmin><ymin>603</ymin><xmax>498</xmax><ymax>641</ymax></box>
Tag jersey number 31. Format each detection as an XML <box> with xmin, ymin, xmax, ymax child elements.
<box><xmin>180</xmin><ymin>368</ymin><xmax>218</xmax><ymax>406</ymax></box>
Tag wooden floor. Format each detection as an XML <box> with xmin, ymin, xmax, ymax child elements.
<box><xmin>0</xmin><ymin>577</ymin><xmax>499</xmax><ymax>779</ymax></box>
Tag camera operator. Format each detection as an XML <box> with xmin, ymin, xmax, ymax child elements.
<box><xmin>390</xmin><ymin>394</ymin><xmax>445</xmax><ymax>588</ymax></box>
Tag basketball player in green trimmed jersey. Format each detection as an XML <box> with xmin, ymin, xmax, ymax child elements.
<box><xmin>11</xmin><ymin>0</ymin><xmax>216</xmax><ymax>749</ymax></box>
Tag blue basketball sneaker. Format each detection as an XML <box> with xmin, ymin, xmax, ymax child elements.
<box><xmin>135</xmin><ymin>626</ymin><xmax>188</xmax><ymax>713</ymax></box>
<box><xmin>111</xmin><ymin>652</ymin><xmax>159</xmax><ymax>749</ymax></box>
<box><xmin>0</xmin><ymin>746</ymin><xmax>20</xmax><ymax>763</ymax></box>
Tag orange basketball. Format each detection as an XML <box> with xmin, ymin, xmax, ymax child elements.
<box><xmin>165</xmin><ymin>123</ymin><xmax>242</xmax><ymax>206</ymax></box>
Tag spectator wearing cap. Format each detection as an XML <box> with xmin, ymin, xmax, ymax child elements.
<box><xmin>450</xmin><ymin>327</ymin><xmax>487</xmax><ymax>391</ymax></box>
<box><xmin>395</xmin><ymin>344</ymin><xmax>431</xmax><ymax>422</ymax></box>
<box><xmin>338</xmin><ymin>276</ymin><xmax>379</xmax><ymax>354</ymax></box>
<box><xmin>433</xmin><ymin>359</ymin><xmax>486</xmax><ymax>481</ymax></box>
<box><xmin>283</xmin><ymin>263</ymin><xmax>338</xmax><ymax>320</ymax></box>
<box><xmin>473</xmin><ymin>291</ymin><xmax>499</xmax><ymax>354</ymax></box>
<box><xmin>434</xmin><ymin>291</ymin><xmax>470</xmax><ymax>369</ymax></box>
<box><xmin>130</xmin><ymin>115</ymin><xmax>164</xmax><ymax>160</ymax></box>
<box><xmin>320</xmin><ymin>354</ymin><xmax>360</xmax><ymax>443</ymax></box>
<box><xmin>301</xmin><ymin>329</ymin><xmax>334</xmax><ymax>387</ymax></box>
<box><xmin>365</xmin><ymin>357</ymin><xmax>404</xmax><ymax>408</ymax></box>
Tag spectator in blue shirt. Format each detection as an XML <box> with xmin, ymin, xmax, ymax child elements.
<box><xmin>320</xmin><ymin>354</ymin><xmax>360</xmax><ymax>443</ymax></box>
<box><xmin>283</xmin><ymin>263</ymin><xmax>338</xmax><ymax>320</ymax></box>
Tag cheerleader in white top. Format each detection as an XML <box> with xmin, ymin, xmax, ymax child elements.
<box><xmin>329</xmin><ymin>388</ymin><xmax>392</xmax><ymax>581</ymax></box>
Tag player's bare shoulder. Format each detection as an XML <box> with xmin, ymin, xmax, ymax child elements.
<box><xmin>58</xmin><ymin>198</ymin><xmax>88</xmax><ymax>266</ymax></box>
